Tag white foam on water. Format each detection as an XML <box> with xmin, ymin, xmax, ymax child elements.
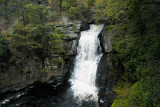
<box><xmin>69</xmin><ymin>24</ymin><xmax>104</xmax><ymax>101</ymax></box>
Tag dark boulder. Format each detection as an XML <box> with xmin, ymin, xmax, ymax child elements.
<box><xmin>96</xmin><ymin>53</ymin><xmax>123</xmax><ymax>107</ymax></box>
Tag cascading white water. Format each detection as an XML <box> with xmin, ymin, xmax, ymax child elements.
<box><xmin>69</xmin><ymin>24</ymin><xmax>104</xmax><ymax>101</ymax></box>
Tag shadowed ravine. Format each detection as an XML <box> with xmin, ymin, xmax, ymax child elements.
<box><xmin>0</xmin><ymin>24</ymin><xmax>104</xmax><ymax>107</ymax></box>
<box><xmin>58</xmin><ymin>24</ymin><xmax>104</xmax><ymax>107</ymax></box>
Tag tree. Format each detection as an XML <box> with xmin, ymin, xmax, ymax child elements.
<box><xmin>0</xmin><ymin>35</ymin><xmax>9</xmax><ymax>61</ymax></box>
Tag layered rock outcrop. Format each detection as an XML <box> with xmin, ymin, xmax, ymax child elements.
<box><xmin>57</xmin><ymin>16</ymin><xmax>81</xmax><ymax>56</ymax></box>
<box><xmin>100</xmin><ymin>27</ymin><xmax>113</xmax><ymax>53</ymax></box>
<box><xmin>0</xmin><ymin>16</ymin><xmax>81</xmax><ymax>93</ymax></box>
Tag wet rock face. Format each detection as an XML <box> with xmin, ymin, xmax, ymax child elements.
<box><xmin>80</xmin><ymin>22</ymin><xmax>90</xmax><ymax>31</ymax></box>
<box><xmin>57</xmin><ymin>17</ymin><xmax>82</xmax><ymax>56</ymax></box>
<box><xmin>48</xmin><ymin>56</ymin><xmax>75</xmax><ymax>88</ymax></box>
<box><xmin>100</xmin><ymin>27</ymin><xmax>113</xmax><ymax>53</ymax></box>
<box><xmin>0</xmin><ymin>57</ymin><xmax>47</xmax><ymax>93</ymax></box>
<box><xmin>96</xmin><ymin>53</ymin><xmax>123</xmax><ymax>107</ymax></box>
<box><xmin>67</xmin><ymin>40</ymin><xmax>77</xmax><ymax>55</ymax></box>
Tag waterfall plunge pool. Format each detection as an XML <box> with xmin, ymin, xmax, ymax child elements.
<box><xmin>0</xmin><ymin>24</ymin><xmax>104</xmax><ymax>107</ymax></box>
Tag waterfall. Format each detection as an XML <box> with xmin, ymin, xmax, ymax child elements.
<box><xmin>69</xmin><ymin>24</ymin><xmax>104</xmax><ymax>101</ymax></box>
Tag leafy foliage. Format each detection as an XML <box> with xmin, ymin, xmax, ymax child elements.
<box><xmin>0</xmin><ymin>35</ymin><xmax>9</xmax><ymax>61</ymax></box>
<box><xmin>61</xmin><ymin>0</ymin><xmax>95</xmax><ymax>21</ymax></box>
<box><xmin>8</xmin><ymin>23</ymin><xmax>65</xmax><ymax>60</ymax></box>
<box><xmin>0</xmin><ymin>0</ymin><xmax>66</xmax><ymax>73</ymax></box>
<box><xmin>103</xmin><ymin>0</ymin><xmax>160</xmax><ymax>107</ymax></box>
<box><xmin>0</xmin><ymin>0</ymin><xmax>160</xmax><ymax>106</ymax></box>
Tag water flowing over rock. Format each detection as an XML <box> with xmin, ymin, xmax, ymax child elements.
<box><xmin>0</xmin><ymin>22</ymin><xmax>124</xmax><ymax>107</ymax></box>
<box><xmin>69</xmin><ymin>24</ymin><xmax>104</xmax><ymax>101</ymax></box>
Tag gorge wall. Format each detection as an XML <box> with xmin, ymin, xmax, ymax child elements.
<box><xmin>96</xmin><ymin>26</ymin><xmax>123</xmax><ymax>107</ymax></box>
<box><xmin>0</xmin><ymin>19</ymin><xmax>123</xmax><ymax>107</ymax></box>
<box><xmin>0</xmin><ymin>17</ymin><xmax>82</xmax><ymax>94</ymax></box>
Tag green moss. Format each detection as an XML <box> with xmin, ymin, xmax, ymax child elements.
<box><xmin>111</xmin><ymin>99</ymin><xmax>131</xmax><ymax>107</ymax></box>
<box><xmin>40</xmin><ymin>68</ymin><xmax>46</xmax><ymax>73</ymax></box>
<box><xmin>52</xmin><ymin>57</ymin><xmax>63</xmax><ymax>69</ymax></box>
<box><xmin>72</xmin><ymin>23</ymin><xmax>77</xmax><ymax>30</ymax></box>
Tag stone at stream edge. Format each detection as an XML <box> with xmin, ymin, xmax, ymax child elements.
<box><xmin>96</xmin><ymin>53</ymin><xmax>123</xmax><ymax>107</ymax></box>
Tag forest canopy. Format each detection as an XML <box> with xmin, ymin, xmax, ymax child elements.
<box><xmin>0</xmin><ymin>0</ymin><xmax>160</xmax><ymax>107</ymax></box>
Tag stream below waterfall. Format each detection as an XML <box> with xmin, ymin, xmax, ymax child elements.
<box><xmin>0</xmin><ymin>24</ymin><xmax>104</xmax><ymax>107</ymax></box>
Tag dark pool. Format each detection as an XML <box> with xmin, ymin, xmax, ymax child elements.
<box><xmin>0</xmin><ymin>82</ymin><xmax>100</xmax><ymax>107</ymax></box>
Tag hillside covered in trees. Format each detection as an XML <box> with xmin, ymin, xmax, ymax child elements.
<box><xmin>0</xmin><ymin>0</ymin><xmax>160</xmax><ymax>107</ymax></box>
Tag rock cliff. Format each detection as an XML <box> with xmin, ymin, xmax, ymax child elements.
<box><xmin>0</xmin><ymin>16</ymin><xmax>81</xmax><ymax>94</ymax></box>
<box><xmin>97</xmin><ymin>26</ymin><xmax>123</xmax><ymax>107</ymax></box>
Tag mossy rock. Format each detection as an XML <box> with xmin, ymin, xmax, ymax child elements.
<box><xmin>111</xmin><ymin>99</ymin><xmax>132</xmax><ymax>107</ymax></box>
<box><xmin>40</xmin><ymin>68</ymin><xmax>46</xmax><ymax>73</ymax></box>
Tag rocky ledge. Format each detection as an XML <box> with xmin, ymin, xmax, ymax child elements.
<box><xmin>0</xmin><ymin>16</ymin><xmax>82</xmax><ymax>94</ymax></box>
